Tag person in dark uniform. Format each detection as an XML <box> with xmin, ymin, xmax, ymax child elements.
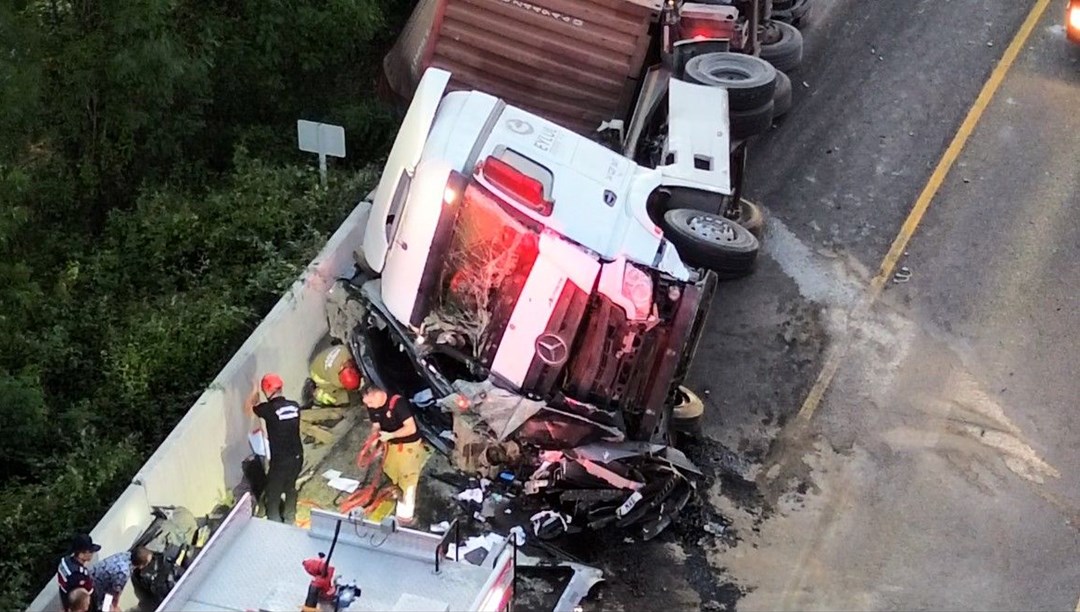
<box><xmin>360</xmin><ymin>384</ymin><xmax>430</xmax><ymax>525</ymax></box>
<box><xmin>249</xmin><ymin>373</ymin><xmax>305</xmax><ymax>523</ymax></box>
<box><xmin>57</xmin><ymin>533</ymin><xmax>99</xmax><ymax>612</ymax></box>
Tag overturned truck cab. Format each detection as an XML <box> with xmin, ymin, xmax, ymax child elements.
<box><xmin>333</xmin><ymin>66</ymin><xmax>739</xmax><ymax>538</ymax></box>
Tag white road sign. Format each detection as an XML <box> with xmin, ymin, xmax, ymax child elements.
<box><xmin>297</xmin><ymin>120</ymin><xmax>346</xmax><ymax>186</ymax></box>
<box><xmin>297</xmin><ymin>120</ymin><xmax>346</xmax><ymax>158</ymax></box>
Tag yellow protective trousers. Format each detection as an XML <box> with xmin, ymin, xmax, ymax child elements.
<box><xmin>382</xmin><ymin>440</ymin><xmax>429</xmax><ymax>522</ymax></box>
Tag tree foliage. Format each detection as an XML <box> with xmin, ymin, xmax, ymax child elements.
<box><xmin>0</xmin><ymin>0</ymin><xmax>413</xmax><ymax>606</ymax></box>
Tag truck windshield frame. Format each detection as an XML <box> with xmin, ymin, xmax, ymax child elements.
<box><xmin>415</xmin><ymin>179</ymin><xmax>540</xmax><ymax>365</ymax></box>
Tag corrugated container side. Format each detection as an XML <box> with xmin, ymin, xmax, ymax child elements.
<box><xmin>384</xmin><ymin>0</ymin><xmax>661</xmax><ymax>134</ymax></box>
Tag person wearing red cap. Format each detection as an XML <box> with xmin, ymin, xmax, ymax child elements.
<box><xmin>248</xmin><ymin>373</ymin><xmax>304</xmax><ymax>523</ymax></box>
<box><xmin>307</xmin><ymin>344</ymin><xmax>363</xmax><ymax>407</ymax></box>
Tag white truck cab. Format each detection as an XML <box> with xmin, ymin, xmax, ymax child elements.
<box><xmin>355</xmin><ymin>67</ymin><xmax>743</xmax><ymax>442</ymax></box>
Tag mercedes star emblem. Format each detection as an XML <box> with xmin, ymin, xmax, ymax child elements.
<box><xmin>505</xmin><ymin>118</ymin><xmax>534</xmax><ymax>135</ymax></box>
<box><xmin>534</xmin><ymin>332</ymin><xmax>569</xmax><ymax>366</ymax></box>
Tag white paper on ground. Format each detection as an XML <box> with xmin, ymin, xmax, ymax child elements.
<box><xmin>327</xmin><ymin>477</ymin><xmax>361</xmax><ymax>493</ymax></box>
<box><xmin>456</xmin><ymin>488</ymin><xmax>483</xmax><ymax>504</ymax></box>
<box><xmin>322</xmin><ymin>469</ymin><xmax>342</xmax><ymax>480</ymax></box>
<box><xmin>446</xmin><ymin>533</ymin><xmax>507</xmax><ymax>565</ymax></box>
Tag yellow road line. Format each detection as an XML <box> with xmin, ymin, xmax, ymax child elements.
<box><xmin>794</xmin><ymin>0</ymin><xmax>1053</xmax><ymax>423</ymax></box>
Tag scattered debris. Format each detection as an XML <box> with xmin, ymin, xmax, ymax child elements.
<box><xmin>457</xmin><ymin>487</ymin><xmax>484</xmax><ymax>504</ymax></box>
<box><xmin>326</xmin><ymin>477</ymin><xmax>361</xmax><ymax>493</ymax></box>
<box><xmin>509</xmin><ymin>526</ymin><xmax>526</xmax><ymax>545</ymax></box>
<box><xmin>703</xmin><ymin>522</ymin><xmax>727</xmax><ymax>536</ymax></box>
<box><xmin>893</xmin><ymin>266</ymin><xmax>913</xmax><ymax>284</ymax></box>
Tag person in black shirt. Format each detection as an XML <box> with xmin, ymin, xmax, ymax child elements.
<box><xmin>249</xmin><ymin>373</ymin><xmax>304</xmax><ymax>523</ymax></box>
<box><xmin>360</xmin><ymin>384</ymin><xmax>429</xmax><ymax>525</ymax></box>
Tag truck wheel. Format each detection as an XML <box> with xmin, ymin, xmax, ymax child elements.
<box><xmin>731</xmin><ymin>100</ymin><xmax>775</xmax><ymax>140</ymax></box>
<box><xmin>663</xmin><ymin>208</ymin><xmax>759</xmax><ymax>278</ymax></box>
<box><xmin>774</xmin><ymin>0</ymin><xmax>813</xmax><ymax>28</ymax></box>
<box><xmin>682</xmin><ymin>52</ymin><xmax>777</xmax><ymax>111</ymax></box>
<box><xmin>772</xmin><ymin>70</ymin><xmax>792</xmax><ymax>117</ymax></box>
<box><xmin>735</xmin><ymin>199</ymin><xmax>766</xmax><ymax>239</ymax></box>
<box><xmin>672</xmin><ymin>385</ymin><xmax>705</xmax><ymax>435</ymax></box>
<box><xmin>760</xmin><ymin>21</ymin><xmax>803</xmax><ymax>72</ymax></box>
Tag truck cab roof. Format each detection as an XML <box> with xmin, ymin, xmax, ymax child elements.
<box><xmin>422</xmin><ymin>91</ymin><xmax>669</xmax><ymax>265</ymax></box>
<box><xmin>364</xmin><ymin>68</ymin><xmax>686</xmax><ymax>281</ymax></box>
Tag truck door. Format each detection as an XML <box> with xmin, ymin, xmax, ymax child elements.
<box><xmin>363</xmin><ymin>68</ymin><xmax>452</xmax><ymax>273</ymax></box>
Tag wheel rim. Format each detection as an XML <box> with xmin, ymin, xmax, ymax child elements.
<box><xmin>708</xmin><ymin>67</ymin><xmax>752</xmax><ymax>81</ymax></box>
<box><xmin>686</xmin><ymin>215</ymin><xmax>738</xmax><ymax>244</ymax></box>
<box><xmin>759</xmin><ymin>22</ymin><xmax>783</xmax><ymax>45</ymax></box>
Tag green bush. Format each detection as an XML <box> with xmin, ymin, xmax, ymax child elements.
<box><xmin>0</xmin><ymin>156</ymin><xmax>377</xmax><ymax>607</ymax></box>
<box><xmin>0</xmin><ymin>437</ymin><xmax>144</xmax><ymax>611</ymax></box>
<box><xmin>0</xmin><ymin>0</ymin><xmax>412</xmax><ymax>604</ymax></box>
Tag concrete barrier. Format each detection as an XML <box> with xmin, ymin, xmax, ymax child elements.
<box><xmin>27</xmin><ymin>200</ymin><xmax>372</xmax><ymax>611</ymax></box>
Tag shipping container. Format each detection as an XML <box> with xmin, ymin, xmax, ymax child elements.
<box><xmin>384</xmin><ymin>0</ymin><xmax>662</xmax><ymax>134</ymax></box>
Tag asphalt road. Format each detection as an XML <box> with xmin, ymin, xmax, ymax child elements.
<box><xmin>589</xmin><ymin>1</ymin><xmax>1080</xmax><ymax>610</ymax></box>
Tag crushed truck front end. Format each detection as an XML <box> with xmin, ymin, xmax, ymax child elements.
<box><xmin>364</xmin><ymin>69</ymin><xmax>716</xmax><ymax>442</ymax></box>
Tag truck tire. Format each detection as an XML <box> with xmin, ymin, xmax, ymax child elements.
<box><xmin>760</xmin><ymin>21</ymin><xmax>803</xmax><ymax>72</ymax></box>
<box><xmin>772</xmin><ymin>69</ymin><xmax>792</xmax><ymax>117</ymax></box>
<box><xmin>657</xmin><ymin>190</ymin><xmax>766</xmax><ymax>240</ymax></box>
<box><xmin>774</xmin><ymin>0</ymin><xmax>813</xmax><ymax>28</ymax></box>
<box><xmin>731</xmin><ymin>100</ymin><xmax>775</xmax><ymax>140</ymax></box>
<box><xmin>682</xmin><ymin>52</ymin><xmax>777</xmax><ymax>111</ymax></box>
<box><xmin>672</xmin><ymin>385</ymin><xmax>705</xmax><ymax>436</ymax></box>
<box><xmin>735</xmin><ymin>199</ymin><xmax>766</xmax><ymax>239</ymax></box>
<box><xmin>662</xmin><ymin>208</ymin><xmax>758</xmax><ymax>277</ymax></box>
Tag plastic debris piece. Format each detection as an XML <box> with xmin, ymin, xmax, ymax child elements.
<box><xmin>703</xmin><ymin>522</ymin><xmax>727</xmax><ymax>535</ymax></box>
<box><xmin>457</xmin><ymin>488</ymin><xmax>484</xmax><ymax>504</ymax></box>
<box><xmin>509</xmin><ymin>526</ymin><xmax>526</xmax><ymax>545</ymax></box>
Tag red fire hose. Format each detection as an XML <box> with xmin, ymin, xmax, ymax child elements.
<box><xmin>338</xmin><ymin>431</ymin><xmax>397</xmax><ymax>515</ymax></box>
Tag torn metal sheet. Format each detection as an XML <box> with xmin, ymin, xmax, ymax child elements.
<box><xmin>575</xmin><ymin>458</ymin><xmax>644</xmax><ymax>491</ymax></box>
<box><xmin>442</xmin><ymin>380</ymin><xmax>545</xmax><ymax>441</ymax></box>
<box><xmin>571</xmin><ymin>442</ymin><xmax>702</xmax><ymax>476</ymax></box>
<box><xmin>515</xmin><ymin>405</ymin><xmax>627</xmax><ymax>449</ymax></box>
<box><xmin>516</xmin><ymin>554</ymin><xmax>604</xmax><ymax>612</ymax></box>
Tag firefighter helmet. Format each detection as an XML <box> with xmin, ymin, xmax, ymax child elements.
<box><xmin>260</xmin><ymin>373</ymin><xmax>284</xmax><ymax>397</ymax></box>
<box><xmin>338</xmin><ymin>365</ymin><xmax>361</xmax><ymax>391</ymax></box>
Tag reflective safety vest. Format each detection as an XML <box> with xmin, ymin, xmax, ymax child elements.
<box><xmin>310</xmin><ymin>345</ymin><xmax>353</xmax><ymax>386</ymax></box>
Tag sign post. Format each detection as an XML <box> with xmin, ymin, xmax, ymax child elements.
<box><xmin>296</xmin><ymin>120</ymin><xmax>346</xmax><ymax>187</ymax></box>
